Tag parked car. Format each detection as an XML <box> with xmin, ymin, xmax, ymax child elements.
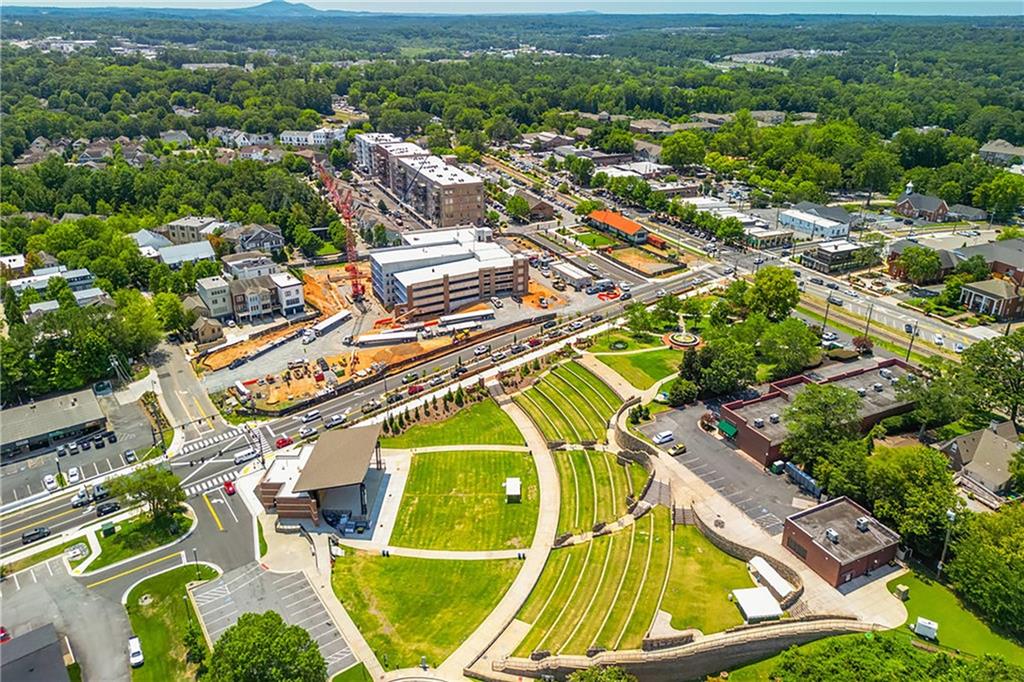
<box><xmin>68</xmin><ymin>442</ymin><xmax>79</xmax><ymax>455</ymax></box>
<box><xmin>78</xmin><ymin>438</ymin><xmax>91</xmax><ymax>451</ymax></box>
<box><xmin>528</xmin><ymin>337</ymin><xmax>542</xmax><ymax>347</ymax></box>
<box><xmin>43</xmin><ymin>474</ymin><xmax>58</xmax><ymax>492</ymax></box>
<box><xmin>652</xmin><ymin>431</ymin><xmax>675</xmax><ymax>445</ymax></box>
<box><xmin>223</xmin><ymin>481</ymin><xmax>236</xmax><ymax>496</ymax></box>
<box><xmin>56</xmin><ymin>445</ymin><xmax>67</xmax><ymax>457</ymax></box>
<box><xmin>428</xmin><ymin>376</ymin><xmax>445</xmax><ymax>387</ymax></box>
<box><xmin>21</xmin><ymin>527</ymin><xmax>51</xmax><ymax>545</ymax></box>
<box><xmin>408</xmin><ymin>384</ymin><xmax>424</xmax><ymax>396</ymax></box>
<box><xmin>474</xmin><ymin>345</ymin><xmax>491</xmax><ymax>356</ymax></box>
<box><xmin>491</xmin><ymin>351</ymin><xmax>507</xmax><ymax>362</ymax></box>
<box><xmin>128</xmin><ymin>636</ymin><xmax>144</xmax><ymax>668</ymax></box>
<box><xmin>821</xmin><ymin>331</ymin><xmax>839</xmax><ymax>342</ymax></box>
<box><xmin>123</xmin><ymin>449</ymin><xmax>137</xmax><ymax>464</ymax></box>
<box><xmin>401</xmin><ymin>372</ymin><xmax>418</xmax><ymax>384</ymax></box>
<box><xmin>0</xmin><ymin>626</ymin><xmax>10</xmax><ymax>643</ymax></box>
<box><xmin>106</xmin><ymin>431</ymin><xmax>117</xmax><ymax>443</ymax></box>
<box><xmin>542</xmin><ymin>320</ymin><xmax>557</xmax><ymax>330</ymax></box>
<box><xmin>67</xmin><ymin>467</ymin><xmax>81</xmax><ymax>484</ymax></box>
<box><xmin>490</xmin><ymin>296</ymin><xmax>504</xmax><ymax>308</ymax></box>
<box><xmin>93</xmin><ymin>435</ymin><xmax>106</xmax><ymax>449</ymax></box>
<box><xmin>96</xmin><ymin>501</ymin><xmax>121</xmax><ymax>517</ymax></box>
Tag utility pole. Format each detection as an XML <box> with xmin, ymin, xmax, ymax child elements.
<box><xmin>905</xmin><ymin>321</ymin><xmax>919</xmax><ymax>361</ymax></box>
<box><xmin>937</xmin><ymin>509</ymin><xmax>956</xmax><ymax>580</ymax></box>
<box><xmin>822</xmin><ymin>296</ymin><xmax>834</xmax><ymax>334</ymax></box>
<box><xmin>863</xmin><ymin>302</ymin><xmax>874</xmax><ymax>339</ymax></box>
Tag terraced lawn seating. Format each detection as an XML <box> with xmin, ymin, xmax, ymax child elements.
<box><xmin>659</xmin><ymin>525</ymin><xmax>749</xmax><ymax>634</ymax></box>
<box><xmin>514</xmin><ymin>506</ymin><xmax>674</xmax><ymax>656</ymax></box>
<box><xmin>331</xmin><ymin>552</ymin><xmax>519</xmax><ymax>670</ymax></box>
<box><xmin>381</xmin><ymin>398</ymin><xmax>524</xmax><ymax>448</ymax></box>
<box><xmin>389</xmin><ymin>450</ymin><xmax>539</xmax><ymax>551</ymax></box>
<box><xmin>596</xmin><ymin>348</ymin><xmax>683</xmax><ymax>390</ymax></box>
<box><xmin>554</xmin><ymin>450</ymin><xmax>646</xmax><ymax>536</ymax></box>
<box><xmin>589</xmin><ymin>331</ymin><xmax>665</xmax><ymax>354</ymax></box>
<box><xmin>513</xmin><ymin>362</ymin><xmax>621</xmax><ymax>444</ymax></box>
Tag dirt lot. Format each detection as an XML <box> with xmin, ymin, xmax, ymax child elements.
<box><xmin>200</xmin><ymin>323</ymin><xmax>309</xmax><ymax>372</ymax></box>
<box><xmin>303</xmin><ymin>264</ymin><xmax>370</xmax><ymax>315</ymax></box>
<box><xmin>523</xmin><ymin>280</ymin><xmax>566</xmax><ymax>311</ymax></box>
<box><xmin>610</xmin><ymin>246</ymin><xmax>679</xmax><ymax>275</ymax></box>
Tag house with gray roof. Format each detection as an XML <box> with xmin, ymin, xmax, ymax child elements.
<box><xmin>940</xmin><ymin>421</ymin><xmax>1019</xmax><ymax>495</ymax></box>
<box><xmin>959</xmin><ymin>278</ymin><xmax>1021</xmax><ymax>320</ymax></box>
<box><xmin>980</xmin><ymin>139</ymin><xmax>1024</xmax><ymax>166</ymax></box>
<box><xmin>129</xmin><ymin>228</ymin><xmax>173</xmax><ymax>250</ymax></box>
<box><xmin>158</xmin><ymin>240</ymin><xmax>216</xmax><ymax>268</ymax></box>
<box><xmin>894</xmin><ymin>186</ymin><xmax>948</xmax><ymax>222</ymax></box>
<box><xmin>793</xmin><ymin>201</ymin><xmax>854</xmax><ymax>225</ymax></box>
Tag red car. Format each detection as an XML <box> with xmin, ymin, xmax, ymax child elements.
<box><xmin>275</xmin><ymin>436</ymin><xmax>293</xmax><ymax>449</ymax></box>
<box><xmin>528</xmin><ymin>337</ymin><xmax>542</xmax><ymax>347</ymax></box>
<box><xmin>0</xmin><ymin>626</ymin><xmax>10</xmax><ymax>643</ymax></box>
<box><xmin>223</xmin><ymin>480</ymin><xmax>236</xmax><ymax>495</ymax></box>
<box><xmin>408</xmin><ymin>384</ymin><xmax>424</xmax><ymax>396</ymax></box>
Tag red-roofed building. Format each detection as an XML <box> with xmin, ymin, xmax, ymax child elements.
<box><xmin>588</xmin><ymin>210</ymin><xmax>648</xmax><ymax>245</ymax></box>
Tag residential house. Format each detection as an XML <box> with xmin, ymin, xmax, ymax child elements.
<box><xmin>7</xmin><ymin>266</ymin><xmax>94</xmax><ymax>295</ymax></box>
<box><xmin>588</xmin><ymin>210</ymin><xmax>648</xmax><ymax>245</ymax></box>
<box><xmin>507</xmin><ymin>188</ymin><xmax>555</xmax><ymax>221</ymax></box>
<box><xmin>0</xmin><ymin>254</ymin><xmax>27</xmax><ymax>277</ymax></box>
<box><xmin>218</xmin><ymin>223</ymin><xmax>285</xmax><ymax>253</ymax></box>
<box><xmin>269</xmin><ymin>272</ymin><xmax>305</xmax><ymax>316</ymax></box>
<box><xmin>229</xmin><ymin>276</ymin><xmax>277</xmax><ymax>322</ymax></box>
<box><xmin>979</xmin><ymin>139</ymin><xmax>1024</xmax><ymax>166</ymax></box>
<box><xmin>78</xmin><ymin>140</ymin><xmax>113</xmax><ymax>164</ymax></box>
<box><xmin>159</xmin><ymin>130</ymin><xmax>193</xmax><ymax>146</ymax></box>
<box><xmin>222</xmin><ymin>251</ymin><xmax>279</xmax><ymax>280</ymax></box>
<box><xmin>129</xmin><ymin>229</ymin><xmax>172</xmax><ymax>251</ymax></box>
<box><xmin>633</xmin><ymin>139</ymin><xmax>663</xmax><ymax>162</ymax></box>
<box><xmin>195</xmin><ymin>275</ymin><xmax>233</xmax><ymax>319</ymax></box>
<box><xmin>952</xmin><ymin>238</ymin><xmax>1024</xmax><ymax>284</ymax></box>
<box><xmin>571</xmin><ymin>126</ymin><xmax>593</xmax><ymax>140</ymax></box>
<box><xmin>159</xmin><ymin>216</ymin><xmax>218</xmax><ymax>244</ymax></box>
<box><xmin>629</xmin><ymin>118</ymin><xmax>675</xmax><ymax>136</ymax></box>
<box><xmin>522</xmin><ymin>131</ymin><xmax>575</xmax><ymax>150</ymax></box>
<box><xmin>750</xmin><ymin>110</ymin><xmax>787</xmax><ymax>126</ymax></box>
<box><xmin>940</xmin><ymin>421</ymin><xmax>1019</xmax><ymax>496</ymax></box>
<box><xmin>182</xmin><ymin>294</ymin><xmax>210</xmax><ymax>318</ymax></box>
<box><xmin>158</xmin><ymin>241</ymin><xmax>216</xmax><ymax>269</ymax></box>
<box><xmin>191</xmin><ymin>316</ymin><xmax>224</xmax><ymax>345</ymax></box>
<box><xmin>238</xmin><ymin>146</ymin><xmax>284</xmax><ymax>163</ymax></box>
<box><xmin>948</xmin><ymin>204</ymin><xmax>988</xmax><ymax>222</ymax></box>
<box><xmin>959</xmin><ymin>278</ymin><xmax>1021</xmax><ymax>320</ymax></box>
<box><xmin>894</xmin><ymin>184</ymin><xmax>948</xmax><ymax>222</ymax></box>
<box><xmin>24</xmin><ymin>286</ymin><xmax>113</xmax><ymax>322</ymax></box>
<box><xmin>209</xmin><ymin>127</ymin><xmax>275</xmax><ymax>148</ymax></box>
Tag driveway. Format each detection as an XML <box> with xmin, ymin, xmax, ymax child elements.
<box><xmin>192</xmin><ymin>564</ymin><xmax>357</xmax><ymax>677</ymax></box>
<box><xmin>1</xmin><ymin>555</ymin><xmax>131</xmax><ymax>682</ymax></box>
<box><xmin>639</xmin><ymin>404</ymin><xmax>817</xmax><ymax>536</ymax></box>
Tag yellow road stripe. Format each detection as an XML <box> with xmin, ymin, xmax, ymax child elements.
<box><xmin>193</xmin><ymin>396</ymin><xmax>215</xmax><ymax>428</ymax></box>
<box><xmin>1</xmin><ymin>506</ymin><xmax>82</xmax><ymax>539</ymax></box>
<box><xmin>86</xmin><ymin>552</ymin><xmax>181</xmax><ymax>588</ymax></box>
<box><xmin>203</xmin><ymin>493</ymin><xmax>224</xmax><ymax>532</ymax></box>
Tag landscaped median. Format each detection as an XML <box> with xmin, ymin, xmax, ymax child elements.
<box><xmin>85</xmin><ymin>508</ymin><xmax>192</xmax><ymax>572</ymax></box>
<box><xmin>381</xmin><ymin>398</ymin><xmax>524</xmax><ymax>448</ymax></box>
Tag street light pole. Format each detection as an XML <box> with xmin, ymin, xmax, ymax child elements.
<box><xmin>192</xmin><ymin>547</ymin><xmax>200</xmax><ymax>580</ymax></box>
<box><xmin>863</xmin><ymin>302</ymin><xmax>874</xmax><ymax>339</ymax></box>
<box><xmin>937</xmin><ymin>509</ymin><xmax>956</xmax><ymax>581</ymax></box>
<box><xmin>906</xmin><ymin>322</ymin><xmax>919</xmax><ymax>361</ymax></box>
<box><xmin>821</xmin><ymin>296</ymin><xmax>833</xmax><ymax>334</ymax></box>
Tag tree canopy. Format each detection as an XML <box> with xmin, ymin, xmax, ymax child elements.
<box><xmin>207</xmin><ymin>611</ymin><xmax>327</xmax><ymax>682</ymax></box>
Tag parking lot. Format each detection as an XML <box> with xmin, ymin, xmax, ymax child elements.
<box><xmin>639</xmin><ymin>404</ymin><xmax>817</xmax><ymax>536</ymax></box>
<box><xmin>0</xmin><ymin>396</ymin><xmax>155</xmax><ymax>506</ymax></box>
<box><xmin>0</xmin><ymin>553</ymin><xmax>132</xmax><ymax>682</ymax></box>
<box><xmin>192</xmin><ymin>563</ymin><xmax>356</xmax><ymax>677</ymax></box>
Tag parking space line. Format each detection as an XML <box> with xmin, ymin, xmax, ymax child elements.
<box><xmin>198</xmin><ymin>599</ymin><xmax>237</xmax><ymax>616</ymax></box>
<box><xmin>12</xmin><ymin>573</ymin><xmax>19</xmax><ymax>590</ymax></box>
<box><xmin>290</xmin><ymin>602</ymin><xmax>323</xmax><ymax>618</ymax></box>
<box><xmin>203</xmin><ymin>609</ymin><xmax>240</xmax><ymax>626</ymax></box>
<box><xmin>46</xmin><ymin>560</ymin><xmax>53</xmax><ymax>576</ymax></box>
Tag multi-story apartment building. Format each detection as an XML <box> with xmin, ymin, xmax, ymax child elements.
<box><xmin>269</xmin><ymin>272</ymin><xmax>305</xmax><ymax>316</ymax></box>
<box><xmin>7</xmin><ymin>266</ymin><xmax>95</xmax><ymax>295</ymax></box>
<box><xmin>222</xmin><ymin>251</ymin><xmax>279</xmax><ymax>280</ymax></box>
<box><xmin>370</xmin><ymin>228</ymin><xmax>528</xmax><ymax>317</ymax></box>
<box><xmin>393</xmin><ymin>156</ymin><xmax>485</xmax><ymax>227</ymax></box>
<box><xmin>195</xmin><ymin>275</ymin><xmax>233</xmax><ymax>319</ymax></box>
<box><xmin>353</xmin><ymin>132</ymin><xmax>401</xmax><ymax>172</ymax></box>
<box><xmin>229</xmin><ymin>277</ymin><xmax>277</xmax><ymax>323</ymax></box>
<box><xmin>375</xmin><ymin>142</ymin><xmax>429</xmax><ymax>189</ymax></box>
<box><xmin>158</xmin><ymin>216</ymin><xmax>217</xmax><ymax>244</ymax></box>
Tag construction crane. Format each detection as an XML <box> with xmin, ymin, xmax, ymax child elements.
<box><xmin>316</xmin><ymin>162</ymin><xmax>364</xmax><ymax>301</ymax></box>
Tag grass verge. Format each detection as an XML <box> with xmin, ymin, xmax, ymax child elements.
<box><xmin>597</xmin><ymin>348</ymin><xmax>683</xmax><ymax>389</ymax></box>
<box><xmin>88</xmin><ymin>512</ymin><xmax>189</xmax><ymax>572</ymax></box>
<box><xmin>257</xmin><ymin>518</ymin><xmax>268</xmax><ymax>557</ymax></box>
<box><xmin>332</xmin><ymin>663</ymin><xmax>372</xmax><ymax>682</ymax></box>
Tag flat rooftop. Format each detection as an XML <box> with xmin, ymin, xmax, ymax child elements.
<box><xmin>399</xmin><ymin>155</ymin><xmax>481</xmax><ymax>186</ymax></box>
<box><xmin>264</xmin><ymin>444</ymin><xmax>314</xmax><ymax>499</ymax></box>
<box><xmin>787</xmin><ymin>497</ymin><xmax>900</xmax><ymax>564</ymax></box>
<box><xmin>1</xmin><ymin>388</ymin><xmax>105</xmax><ymax>445</ymax></box>
<box><xmin>393</xmin><ymin>253</ymin><xmax>515</xmax><ymax>288</ymax></box>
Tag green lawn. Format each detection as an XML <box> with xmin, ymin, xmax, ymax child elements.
<box><xmin>576</xmin><ymin>231</ymin><xmax>617</xmax><ymax>248</ymax></box>
<box><xmin>381</xmin><ymin>399</ymin><xmax>524</xmax><ymax>448</ymax></box>
<box><xmin>389</xmin><ymin>450</ymin><xmax>539</xmax><ymax>550</ymax></box>
<box><xmin>552</xmin><ymin>450</ymin><xmax>636</xmax><ymax>536</ymax></box>
<box><xmin>597</xmin><ymin>348</ymin><xmax>683</xmax><ymax>389</ymax></box>
<box><xmin>332</xmin><ymin>663</ymin><xmax>371</xmax><ymax>682</ymax></box>
<box><xmin>660</xmin><ymin>525</ymin><xmax>750</xmax><ymax>634</ymax></box>
<box><xmin>589</xmin><ymin>330</ymin><xmax>664</xmax><ymax>354</ymax></box>
<box><xmin>257</xmin><ymin>518</ymin><xmax>267</xmax><ymax>557</ymax></box>
<box><xmin>888</xmin><ymin>570</ymin><xmax>1024</xmax><ymax>661</ymax></box>
<box><xmin>316</xmin><ymin>243</ymin><xmax>340</xmax><ymax>256</ymax></box>
<box><xmin>126</xmin><ymin>564</ymin><xmax>218</xmax><ymax>682</ymax></box>
<box><xmin>514</xmin><ymin>363</ymin><xmax>621</xmax><ymax>444</ymax></box>
<box><xmin>331</xmin><ymin>552</ymin><xmax>519</xmax><ymax>669</ymax></box>
<box><xmin>4</xmin><ymin>538</ymin><xmax>89</xmax><ymax>574</ymax></box>
<box><xmin>88</xmin><ymin>512</ymin><xmax>190</xmax><ymax>572</ymax></box>
<box><xmin>515</xmin><ymin>507</ymin><xmax>673</xmax><ymax>655</ymax></box>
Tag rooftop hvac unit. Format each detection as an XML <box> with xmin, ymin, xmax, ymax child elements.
<box><xmin>856</xmin><ymin>516</ymin><xmax>870</xmax><ymax>532</ymax></box>
<box><xmin>825</xmin><ymin>528</ymin><xmax>840</xmax><ymax>544</ymax></box>
<box><xmin>753</xmin><ymin>417</ymin><xmax>765</xmax><ymax>428</ymax></box>
<box><xmin>857</xmin><ymin>387</ymin><xmax>867</xmax><ymax>397</ymax></box>
<box><xmin>873</xmin><ymin>382</ymin><xmax>884</xmax><ymax>392</ymax></box>
<box><xmin>769</xmin><ymin>413</ymin><xmax>780</xmax><ymax>424</ymax></box>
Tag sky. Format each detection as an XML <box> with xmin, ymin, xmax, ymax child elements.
<box><xmin>16</xmin><ymin>0</ymin><xmax>1024</xmax><ymax>15</ymax></box>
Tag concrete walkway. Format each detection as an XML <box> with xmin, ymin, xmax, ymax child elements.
<box><xmin>576</xmin><ymin>353</ymin><xmax>643</xmax><ymax>401</ymax></box>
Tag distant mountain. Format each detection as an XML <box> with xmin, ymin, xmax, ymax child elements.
<box><xmin>235</xmin><ymin>0</ymin><xmax>322</xmax><ymax>17</ymax></box>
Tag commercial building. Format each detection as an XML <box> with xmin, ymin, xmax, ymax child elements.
<box><xmin>279</xmin><ymin>128</ymin><xmax>346</xmax><ymax>147</ymax></box>
<box><xmin>791</xmin><ymin>201</ymin><xmax>853</xmax><ymax>227</ymax></box>
<box><xmin>7</xmin><ymin>266</ymin><xmax>95</xmax><ymax>295</ymax></box>
<box><xmin>158</xmin><ymin>241</ymin><xmax>216</xmax><ymax>268</ymax></box>
<box><xmin>779</xmin><ymin>209</ymin><xmax>848</xmax><ymax>239</ymax></box>
<box><xmin>552</xmin><ymin>262</ymin><xmax>593</xmax><ymax>289</ymax></box>
<box><xmin>257</xmin><ymin>424</ymin><xmax>383</xmax><ymax>524</ymax></box>
<box><xmin>0</xmin><ymin>623</ymin><xmax>71</xmax><ymax>682</ymax></box>
<box><xmin>719</xmin><ymin>358</ymin><xmax>916</xmax><ymax>466</ymax></box>
<box><xmin>744</xmin><ymin>225</ymin><xmax>793</xmax><ymax>249</ymax></box>
<box><xmin>782</xmin><ymin>497</ymin><xmax>900</xmax><ymax>588</ymax></box>
<box><xmin>353</xmin><ymin>132</ymin><xmax>402</xmax><ymax>172</ymax></box>
<box><xmin>1</xmin><ymin>388</ymin><xmax>107</xmax><ymax>458</ymax></box>
<box><xmin>196</xmin><ymin>275</ymin><xmax>233</xmax><ymax>319</ymax></box>
<box><xmin>588</xmin><ymin>210</ymin><xmax>648</xmax><ymax>245</ymax></box>
<box><xmin>799</xmin><ymin>239</ymin><xmax>872</xmax><ymax>274</ymax></box>
<box><xmin>959</xmin><ymin>278</ymin><xmax>1021</xmax><ymax>320</ymax></box>
<box><xmin>393</xmin><ymin>155</ymin><xmax>485</xmax><ymax>227</ymax></box>
<box><xmin>521</xmin><ymin>131</ymin><xmax>574</xmax><ymax>150</ymax></box>
<box><xmin>507</xmin><ymin>187</ymin><xmax>555</xmax><ymax>221</ymax></box>
<box><xmin>222</xmin><ymin>251</ymin><xmax>279</xmax><ymax>280</ymax></box>
<box><xmin>370</xmin><ymin>227</ymin><xmax>528</xmax><ymax>316</ymax></box>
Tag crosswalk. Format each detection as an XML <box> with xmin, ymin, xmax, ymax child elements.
<box><xmin>182</xmin><ymin>428</ymin><xmax>247</xmax><ymax>455</ymax></box>
<box><xmin>185</xmin><ymin>471</ymin><xmax>238</xmax><ymax>497</ymax></box>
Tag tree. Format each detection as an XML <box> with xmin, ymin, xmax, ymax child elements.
<box><xmin>854</xmin><ymin>232</ymin><xmax>888</xmax><ymax>269</ymax></box>
<box><xmin>652</xmin><ymin>294</ymin><xmax>683</xmax><ymax>328</ymax></box>
<box><xmin>108</xmin><ymin>465</ymin><xmax>185</xmax><ymax>523</ymax></box>
<box><xmin>896</xmin><ymin>245</ymin><xmax>943</xmax><ymax>284</ymax></box>
<box><xmin>660</xmin><ymin>131</ymin><xmax>706</xmax><ymax>169</ymax></box>
<box><xmin>745</xmin><ymin>266</ymin><xmax>800</xmax><ymax>322</ymax></box>
<box><xmin>997</xmin><ymin>226</ymin><xmax>1024</xmax><ymax>242</ymax></box>
<box><xmin>955</xmin><ymin>254</ymin><xmax>991</xmax><ymax>282</ymax></box>
<box><xmin>153</xmin><ymin>292</ymin><xmax>194</xmax><ymax>334</ymax></box>
<box><xmin>895</xmin><ymin>361</ymin><xmax>971</xmax><ymax>437</ymax></box>
<box><xmin>866</xmin><ymin>445</ymin><xmax>960</xmax><ymax>556</ymax></box>
<box><xmin>568</xmin><ymin>666</ymin><xmax>637</xmax><ymax>682</ymax></box>
<box><xmin>207</xmin><ymin>611</ymin><xmax>327</xmax><ymax>682</ymax></box>
<box><xmin>573</xmin><ymin>198</ymin><xmax>604</xmax><ymax>216</ymax></box>
<box><xmin>697</xmin><ymin>336</ymin><xmax>757</xmax><ymax>397</ymax></box>
<box><xmin>962</xmin><ymin>329</ymin><xmax>1024</xmax><ymax>422</ymax></box>
<box><xmin>782</xmin><ymin>384</ymin><xmax>862</xmax><ymax>470</ymax></box>
<box><xmin>973</xmin><ymin>173</ymin><xmax>1024</xmax><ymax>222</ymax></box>
<box><xmin>853</xmin><ymin>149</ymin><xmax>901</xmax><ymax>206</ymax></box>
<box><xmin>624</xmin><ymin>302</ymin><xmax>654</xmax><ymax>336</ymax></box>
<box><xmin>946</xmin><ymin>504</ymin><xmax>1024</xmax><ymax>640</ymax></box>
<box><xmin>761</xmin><ymin>318</ymin><xmax>819</xmax><ymax>378</ymax></box>
<box><xmin>505</xmin><ymin>194</ymin><xmax>530</xmax><ymax>221</ymax></box>
<box><xmin>668</xmin><ymin>378</ymin><xmax>698</xmax><ymax>407</ymax></box>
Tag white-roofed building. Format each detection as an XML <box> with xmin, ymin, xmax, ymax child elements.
<box><xmin>369</xmin><ymin>227</ymin><xmax>528</xmax><ymax>316</ymax></box>
<box><xmin>158</xmin><ymin>241</ymin><xmax>216</xmax><ymax>268</ymax></box>
<box><xmin>269</xmin><ymin>272</ymin><xmax>305</xmax><ymax>316</ymax></box>
<box><xmin>780</xmin><ymin>209</ymin><xmax>848</xmax><ymax>239</ymax></box>
<box><xmin>732</xmin><ymin>586</ymin><xmax>783</xmax><ymax>623</ymax></box>
<box><xmin>353</xmin><ymin>132</ymin><xmax>402</xmax><ymax>172</ymax></box>
<box><xmin>393</xmin><ymin>155</ymin><xmax>485</xmax><ymax>227</ymax></box>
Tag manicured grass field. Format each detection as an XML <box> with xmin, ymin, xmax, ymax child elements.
<box><xmin>332</xmin><ymin>663</ymin><xmax>371</xmax><ymax>682</ymax></box>
<box><xmin>4</xmin><ymin>538</ymin><xmax>89</xmax><ymax>574</ymax></box>
<box><xmin>887</xmin><ymin>570</ymin><xmax>1024</xmax><ymax>661</ymax></box>
<box><xmin>331</xmin><ymin>552</ymin><xmax>519</xmax><ymax>669</ymax></box>
<box><xmin>381</xmin><ymin>399</ymin><xmax>524</xmax><ymax>448</ymax></box>
<box><xmin>553</xmin><ymin>449</ymin><xmax>643</xmax><ymax>536</ymax></box>
<box><xmin>576</xmin><ymin>230</ymin><xmax>617</xmax><ymax>248</ymax></box>
<box><xmin>513</xmin><ymin>362</ymin><xmax>621</xmax><ymax>444</ymax></box>
<box><xmin>389</xmin><ymin>450</ymin><xmax>539</xmax><ymax>550</ymax></box>
<box><xmin>660</xmin><ymin>525</ymin><xmax>749</xmax><ymax>634</ymax></box>
<box><xmin>589</xmin><ymin>330</ymin><xmax>664</xmax><ymax>354</ymax></box>
<box><xmin>89</xmin><ymin>512</ymin><xmax>190</xmax><ymax>572</ymax></box>
<box><xmin>597</xmin><ymin>348</ymin><xmax>683</xmax><ymax>389</ymax></box>
<box><xmin>514</xmin><ymin>506</ymin><xmax>673</xmax><ymax>656</ymax></box>
<box><xmin>126</xmin><ymin>564</ymin><xmax>218</xmax><ymax>682</ymax></box>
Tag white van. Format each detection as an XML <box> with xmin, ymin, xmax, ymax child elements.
<box><xmin>233</xmin><ymin>448</ymin><xmax>258</xmax><ymax>466</ymax></box>
<box><xmin>653</xmin><ymin>431</ymin><xmax>675</xmax><ymax>445</ymax></box>
<box><xmin>128</xmin><ymin>636</ymin><xmax>144</xmax><ymax>668</ymax></box>
<box><xmin>301</xmin><ymin>410</ymin><xmax>321</xmax><ymax>423</ymax></box>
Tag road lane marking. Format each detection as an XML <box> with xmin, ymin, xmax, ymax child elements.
<box><xmin>218</xmin><ymin>490</ymin><xmax>239</xmax><ymax>524</ymax></box>
<box><xmin>203</xmin><ymin>493</ymin><xmax>224</xmax><ymax>531</ymax></box>
<box><xmin>86</xmin><ymin>552</ymin><xmax>182</xmax><ymax>589</ymax></box>
<box><xmin>0</xmin><ymin>506</ymin><xmax>82</xmax><ymax>538</ymax></box>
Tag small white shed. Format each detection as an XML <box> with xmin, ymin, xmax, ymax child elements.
<box><xmin>732</xmin><ymin>586</ymin><xmax>783</xmax><ymax>623</ymax></box>
<box><xmin>913</xmin><ymin>617</ymin><xmax>938</xmax><ymax>640</ymax></box>
<box><xmin>505</xmin><ymin>477</ymin><xmax>522</xmax><ymax>503</ymax></box>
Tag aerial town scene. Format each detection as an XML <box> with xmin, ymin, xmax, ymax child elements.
<box><xmin>0</xmin><ymin>1</ymin><xmax>1022</xmax><ymax>681</ymax></box>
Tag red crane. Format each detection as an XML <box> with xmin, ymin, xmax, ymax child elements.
<box><xmin>317</xmin><ymin>163</ymin><xmax>364</xmax><ymax>301</ymax></box>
